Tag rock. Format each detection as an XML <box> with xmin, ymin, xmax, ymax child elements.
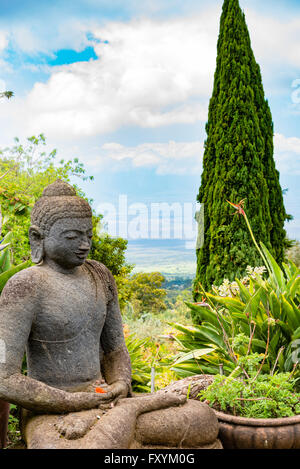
<box><xmin>156</xmin><ymin>374</ymin><xmax>215</xmax><ymax>399</ymax></box>
<box><xmin>135</xmin><ymin>400</ymin><xmax>219</xmax><ymax>448</ymax></box>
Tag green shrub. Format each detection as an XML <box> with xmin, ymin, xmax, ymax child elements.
<box><xmin>170</xmin><ymin>246</ymin><xmax>300</xmax><ymax>381</ymax></box>
<box><xmin>125</xmin><ymin>334</ymin><xmax>152</xmax><ymax>392</ymax></box>
<box><xmin>200</xmin><ymin>373</ymin><xmax>300</xmax><ymax>419</ymax></box>
<box><xmin>0</xmin><ymin>231</ymin><xmax>29</xmax><ymax>293</ymax></box>
<box><xmin>173</xmin><ymin>204</ymin><xmax>300</xmax><ymax>382</ymax></box>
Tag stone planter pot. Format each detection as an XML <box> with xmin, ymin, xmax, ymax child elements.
<box><xmin>214</xmin><ymin>410</ymin><xmax>300</xmax><ymax>449</ymax></box>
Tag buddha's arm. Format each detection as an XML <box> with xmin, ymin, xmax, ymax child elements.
<box><xmin>0</xmin><ymin>271</ymin><xmax>112</xmax><ymax>413</ymax></box>
<box><xmin>100</xmin><ymin>270</ymin><xmax>132</xmax><ymax>397</ymax></box>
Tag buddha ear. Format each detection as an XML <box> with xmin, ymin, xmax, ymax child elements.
<box><xmin>29</xmin><ymin>225</ymin><xmax>44</xmax><ymax>264</ymax></box>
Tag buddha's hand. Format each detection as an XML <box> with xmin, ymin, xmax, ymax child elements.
<box><xmin>69</xmin><ymin>391</ymin><xmax>114</xmax><ymax>411</ymax></box>
<box><xmin>106</xmin><ymin>380</ymin><xmax>129</xmax><ymax>403</ymax></box>
<box><xmin>56</xmin><ymin>411</ymin><xmax>102</xmax><ymax>440</ymax></box>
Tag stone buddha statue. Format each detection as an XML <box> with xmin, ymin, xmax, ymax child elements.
<box><xmin>0</xmin><ymin>180</ymin><xmax>221</xmax><ymax>449</ymax></box>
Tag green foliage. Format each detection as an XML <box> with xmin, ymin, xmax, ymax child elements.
<box><xmin>124</xmin><ymin>330</ymin><xmax>179</xmax><ymax>392</ymax></box>
<box><xmin>125</xmin><ymin>272</ymin><xmax>167</xmax><ymax>316</ymax></box>
<box><xmin>171</xmin><ymin>244</ymin><xmax>300</xmax><ymax>382</ymax></box>
<box><xmin>195</xmin><ymin>0</ymin><xmax>288</xmax><ymax>292</ymax></box>
<box><xmin>7</xmin><ymin>404</ymin><xmax>21</xmax><ymax>447</ymax></box>
<box><xmin>0</xmin><ymin>232</ymin><xmax>30</xmax><ymax>293</ymax></box>
<box><xmin>0</xmin><ymin>135</ymin><xmax>132</xmax><ymax>301</ymax></box>
<box><xmin>0</xmin><ymin>91</ymin><xmax>13</xmax><ymax>100</ymax></box>
<box><xmin>200</xmin><ymin>373</ymin><xmax>300</xmax><ymax>419</ymax></box>
<box><xmin>125</xmin><ymin>334</ymin><xmax>152</xmax><ymax>392</ymax></box>
<box><xmin>123</xmin><ymin>293</ymin><xmax>192</xmax><ymax>392</ymax></box>
<box><xmin>0</xmin><ymin>135</ymin><xmax>94</xmax><ymax>264</ymax></box>
<box><xmin>89</xmin><ymin>229</ymin><xmax>132</xmax><ymax>278</ymax></box>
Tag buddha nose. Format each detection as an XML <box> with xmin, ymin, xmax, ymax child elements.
<box><xmin>79</xmin><ymin>239</ymin><xmax>90</xmax><ymax>251</ymax></box>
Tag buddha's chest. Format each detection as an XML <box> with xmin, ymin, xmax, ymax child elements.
<box><xmin>30</xmin><ymin>273</ymin><xmax>107</xmax><ymax>342</ymax></box>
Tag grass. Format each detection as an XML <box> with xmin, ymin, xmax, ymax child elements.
<box><xmin>122</xmin><ymin>292</ymin><xmax>193</xmax><ymax>390</ymax></box>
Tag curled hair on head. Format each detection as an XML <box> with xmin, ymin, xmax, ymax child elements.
<box><xmin>30</xmin><ymin>179</ymin><xmax>92</xmax><ymax>235</ymax></box>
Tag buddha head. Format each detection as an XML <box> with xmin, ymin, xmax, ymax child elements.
<box><xmin>29</xmin><ymin>179</ymin><xmax>93</xmax><ymax>269</ymax></box>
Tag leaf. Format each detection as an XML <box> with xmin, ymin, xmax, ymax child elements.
<box><xmin>169</xmin><ymin>322</ymin><xmax>198</xmax><ymax>337</ymax></box>
<box><xmin>193</xmin><ymin>325</ymin><xmax>228</xmax><ymax>352</ymax></box>
<box><xmin>186</xmin><ymin>302</ymin><xmax>221</xmax><ymax>330</ymax></box>
<box><xmin>171</xmin><ymin>363</ymin><xmax>220</xmax><ymax>376</ymax></box>
<box><xmin>260</xmin><ymin>242</ymin><xmax>285</xmax><ymax>291</ymax></box>
<box><xmin>2</xmin><ymin>232</ymin><xmax>13</xmax><ymax>244</ymax></box>
<box><xmin>269</xmin><ymin>330</ymin><xmax>281</xmax><ymax>355</ymax></box>
<box><xmin>243</xmin><ymin>286</ymin><xmax>263</xmax><ymax>316</ymax></box>
<box><xmin>235</xmin><ymin>278</ymin><xmax>251</xmax><ymax>303</ymax></box>
<box><xmin>292</xmin><ymin>327</ymin><xmax>300</xmax><ymax>341</ymax></box>
<box><xmin>280</xmin><ymin>294</ymin><xmax>299</xmax><ymax>330</ymax></box>
<box><xmin>0</xmin><ymin>248</ymin><xmax>11</xmax><ymax>273</ymax></box>
<box><xmin>206</xmin><ymin>293</ymin><xmax>245</xmax><ymax>313</ymax></box>
<box><xmin>269</xmin><ymin>290</ymin><xmax>281</xmax><ymax>320</ymax></box>
<box><xmin>228</xmin><ymin>366</ymin><xmax>243</xmax><ymax>379</ymax></box>
<box><xmin>289</xmin><ymin>276</ymin><xmax>300</xmax><ymax>299</ymax></box>
<box><xmin>173</xmin><ymin>348</ymin><xmax>215</xmax><ymax>365</ymax></box>
<box><xmin>276</xmin><ymin>320</ymin><xmax>292</xmax><ymax>340</ymax></box>
<box><xmin>282</xmin><ymin>262</ymin><xmax>292</xmax><ymax>279</ymax></box>
<box><xmin>251</xmin><ymin>338</ymin><xmax>267</xmax><ymax>351</ymax></box>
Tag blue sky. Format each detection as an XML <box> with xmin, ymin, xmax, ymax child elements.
<box><xmin>0</xmin><ymin>0</ymin><xmax>299</xmax><ymax>274</ymax></box>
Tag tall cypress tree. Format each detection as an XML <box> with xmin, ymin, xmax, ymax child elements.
<box><xmin>194</xmin><ymin>0</ymin><xmax>287</xmax><ymax>296</ymax></box>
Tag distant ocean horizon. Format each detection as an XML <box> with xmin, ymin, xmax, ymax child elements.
<box><xmin>125</xmin><ymin>239</ymin><xmax>196</xmax><ymax>278</ymax></box>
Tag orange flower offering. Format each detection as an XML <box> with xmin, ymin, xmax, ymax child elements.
<box><xmin>95</xmin><ymin>387</ymin><xmax>107</xmax><ymax>394</ymax></box>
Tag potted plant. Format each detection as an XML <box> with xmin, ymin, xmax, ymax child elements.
<box><xmin>170</xmin><ymin>200</ymin><xmax>300</xmax><ymax>449</ymax></box>
<box><xmin>199</xmin><ymin>367</ymin><xmax>300</xmax><ymax>449</ymax></box>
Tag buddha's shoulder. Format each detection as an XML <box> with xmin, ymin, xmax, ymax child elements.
<box><xmin>1</xmin><ymin>266</ymin><xmax>43</xmax><ymax>302</ymax></box>
<box><xmin>84</xmin><ymin>259</ymin><xmax>114</xmax><ymax>282</ymax></box>
<box><xmin>83</xmin><ymin>260</ymin><xmax>117</xmax><ymax>300</ymax></box>
<box><xmin>5</xmin><ymin>265</ymin><xmax>43</xmax><ymax>284</ymax></box>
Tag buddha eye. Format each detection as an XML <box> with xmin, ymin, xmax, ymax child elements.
<box><xmin>65</xmin><ymin>233</ymin><xmax>78</xmax><ymax>240</ymax></box>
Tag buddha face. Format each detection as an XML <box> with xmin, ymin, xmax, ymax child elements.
<box><xmin>43</xmin><ymin>217</ymin><xmax>93</xmax><ymax>269</ymax></box>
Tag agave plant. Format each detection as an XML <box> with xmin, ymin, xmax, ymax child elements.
<box><xmin>125</xmin><ymin>333</ymin><xmax>152</xmax><ymax>392</ymax></box>
<box><xmin>171</xmin><ymin>202</ymin><xmax>300</xmax><ymax>382</ymax></box>
<box><xmin>0</xmin><ymin>207</ymin><xmax>30</xmax><ymax>293</ymax></box>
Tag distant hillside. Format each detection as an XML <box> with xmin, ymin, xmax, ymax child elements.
<box><xmin>163</xmin><ymin>276</ymin><xmax>193</xmax><ymax>290</ymax></box>
<box><xmin>126</xmin><ymin>239</ymin><xmax>196</xmax><ymax>277</ymax></box>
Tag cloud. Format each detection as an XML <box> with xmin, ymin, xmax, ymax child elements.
<box><xmin>87</xmin><ymin>133</ymin><xmax>300</xmax><ymax>176</ymax></box>
<box><xmin>245</xmin><ymin>8</ymin><xmax>300</xmax><ymax>70</ymax></box>
<box><xmin>274</xmin><ymin>133</ymin><xmax>300</xmax><ymax>175</ymax></box>
<box><xmin>1</xmin><ymin>3</ymin><xmax>300</xmax><ymax>145</ymax></box>
<box><xmin>11</xmin><ymin>5</ymin><xmax>300</xmax><ymax>140</ymax></box>
<box><xmin>89</xmin><ymin>133</ymin><xmax>300</xmax><ymax>176</ymax></box>
<box><xmin>0</xmin><ymin>79</ymin><xmax>6</xmax><ymax>92</ymax></box>
<box><xmin>90</xmin><ymin>140</ymin><xmax>204</xmax><ymax>174</ymax></box>
<box><xmin>0</xmin><ymin>31</ymin><xmax>8</xmax><ymax>53</ymax></box>
<box><xmin>7</xmin><ymin>20</ymin><xmax>95</xmax><ymax>56</ymax></box>
<box><xmin>15</xmin><ymin>12</ymin><xmax>218</xmax><ymax>138</ymax></box>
